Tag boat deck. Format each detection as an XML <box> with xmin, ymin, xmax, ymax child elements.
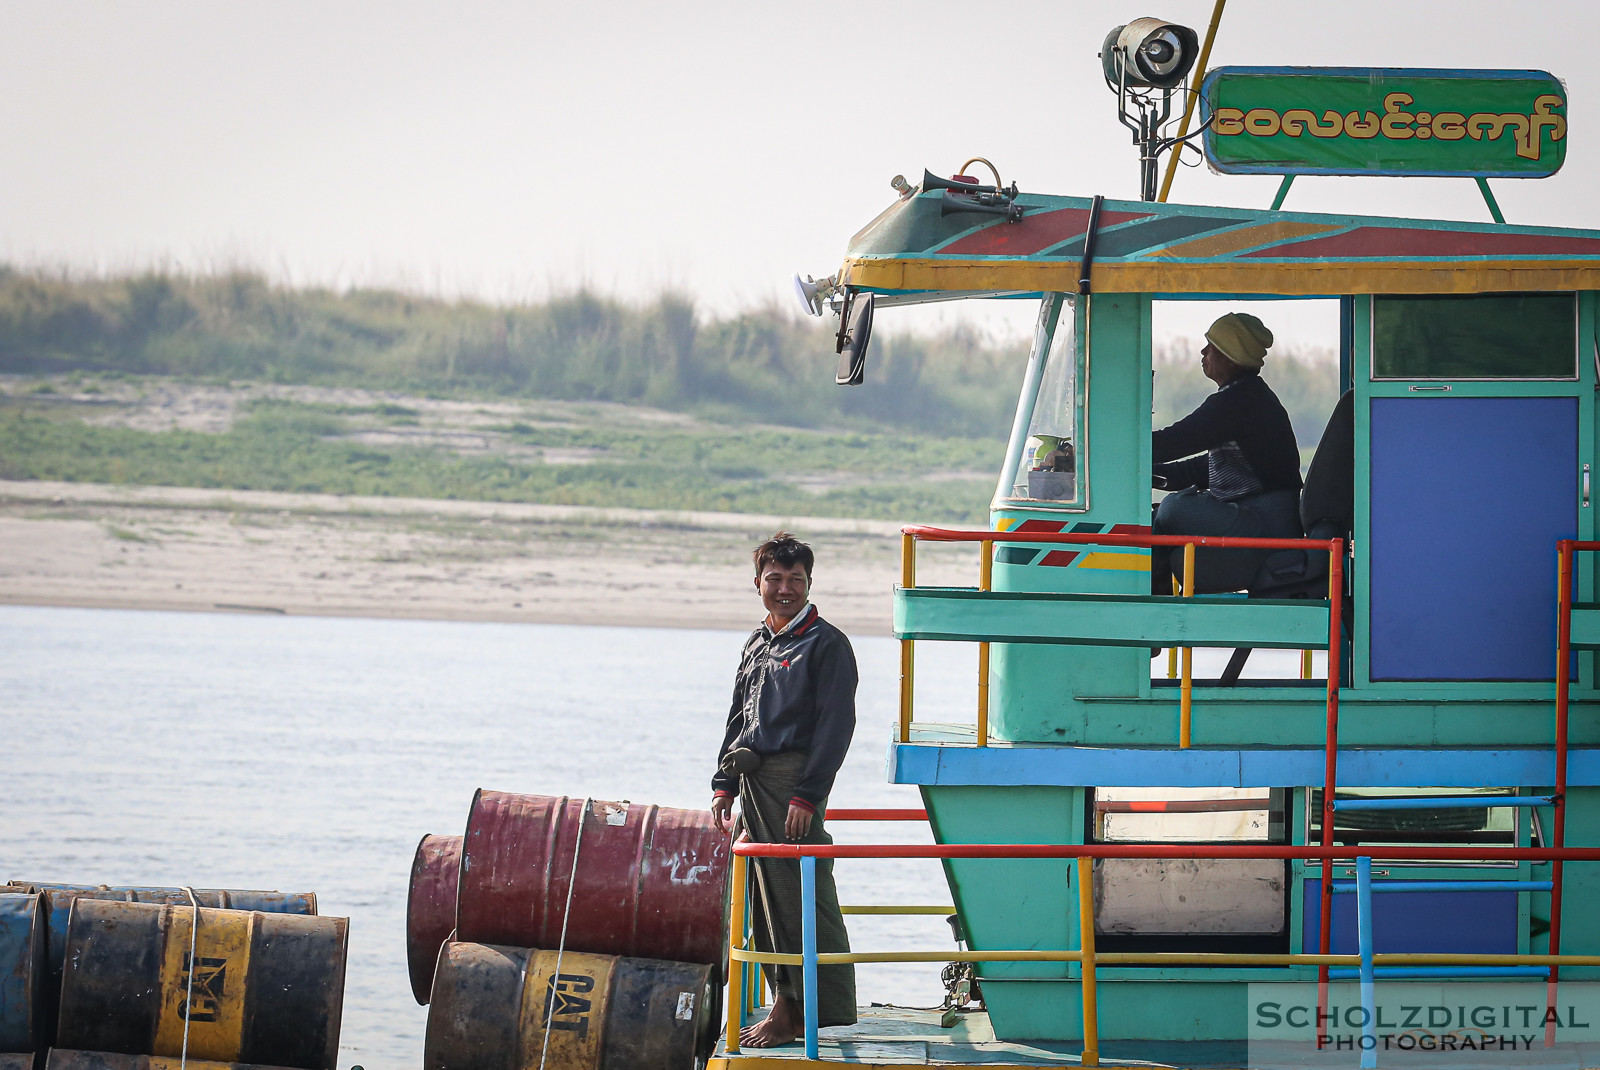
<box><xmin>709</xmin><ymin>1005</ymin><xmax>1243</xmax><ymax>1068</ymax></box>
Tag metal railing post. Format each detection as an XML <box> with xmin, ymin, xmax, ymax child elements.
<box><xmin>726</xmin><ymin>853</ymin><xmax>747</xmax><ymax>1053</ymax></box>
<box><xmin>977</xmin><ymin>538</ymin><xmax>994</xmax><ymax>746</ymax></box>
<box><xmin>899</xmin><ymin>533</ymin><xmax>916</xmax><ymax>744</ymax></box>
<box><xmin>1168</xmin><ymin>575</ymin><xmax>1180</xmax><ymax>678</ymax></box>
<box><xmin>801</xmin><ymin>855</ymin><xmax>820</xmax><ymax>1060</ymax></box>
<box><xmin>1180</xmin><ymin>542</ymin><xmax>1196</xmax><ymax>747</ymax></box>
<box><xmin>1549</xmin><ymin>539</ymin><xmax>1575</xmax><ymax>1046</ymax></box>
<box><xmin>1318</xmin><ymin>541</ymin><xmax>1345</xmax><ymax>1048</ymax></box>
<box><xmin>1077</xmin><ymin>856</ymin><xmax>1100</xmax><ymax>1067</ymax></box>
<box><xmin>1356</xmin><ymin>855</ymin><xmax>1377</xmax><ymax>1069</ymax></box>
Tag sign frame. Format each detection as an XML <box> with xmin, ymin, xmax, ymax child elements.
<box><xmin>1200</xmin><ymin>66</ymin><xmax>1567</xmax><ymax>179</ymax></box>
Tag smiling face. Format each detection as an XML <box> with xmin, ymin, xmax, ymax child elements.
<box><xmin>755</xmin><ymin>560</ymin><xmax>811</xmax><ymax>627</ymax></box>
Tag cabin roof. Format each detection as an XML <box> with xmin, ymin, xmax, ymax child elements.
<box><xmin>837</xmin><ymin>192</ymin><xmax>1600</xmax><ymax>296</ymax></box>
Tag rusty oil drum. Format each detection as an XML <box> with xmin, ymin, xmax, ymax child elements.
<box><xmin>0</xmin><ymin>891</ymin><xmax>46</xmax><ymax>1054</ymax></box>
<box><xmin>407</xmin><ymin>834</ymin><xmax>462</xmax><ymax>1005</ymax></box>
<box><xmin>48</xmin><ymin>1053</ymin><xmax>303</xmax><ymax>1070</ymax></box>
<box><xmin>424</xmin><ymin>942</ymin><xmax>714</xmax><ymax>1070</ymax></box>
<box><xmin>0</xmin><ymin>1056</ymin><xmax>33</xmax><ymax>1070</ymax></box>
<box><xmin>55</xmin><ymin>900</ymin><xmax>346</xmax><ymax>1070</ymax></box>
<box><xmin>456</xmin><ymin>792</ymin><xmax>730</xmax><ymax>970</ymax></box>
<box><xmin>9</xmin><ymin>883</ymin><xmax>317</xmax><ymax>1037</ymax></box>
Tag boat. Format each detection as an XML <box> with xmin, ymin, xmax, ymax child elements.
<box><xmin>712</xmin><ymin>12</ymin><xmax>1600</xmax><ymax>1069</ymax></box>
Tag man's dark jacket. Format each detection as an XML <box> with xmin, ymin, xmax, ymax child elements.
<box><xmin>711</xmin><ymin>605</ymin><xmax>857</xmax><ymax>814</ymax></box>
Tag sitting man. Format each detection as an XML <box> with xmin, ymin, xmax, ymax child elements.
<box><xmin>1151</xmin><ymin>312</ymin><xmax>1302</xmax><ymax>595</ymax></box>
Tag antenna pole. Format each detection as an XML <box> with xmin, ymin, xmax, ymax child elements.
<box><xmin>1156</xmin><ymin>0</ymin><xmax>1226</xmax><ymax>203</ymax></box>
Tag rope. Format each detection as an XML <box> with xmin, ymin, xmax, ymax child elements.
<box><xmin>538</xmin><ymin>797</ymin><xmax>591</xmax><ymax>1070</ymax></box>
<box><xmin>179</xmin><ymin>886</ymin><xmax>200</xmax><ymax>1070</ymax></box>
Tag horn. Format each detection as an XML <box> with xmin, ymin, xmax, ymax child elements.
<box><xmin>921</xmin><ymin>168</ymin><xmax>1001</xmax><ymax>197</ymax></box>
<box><xmin>792</xmin><ymin>273</ymin><xmax>827</xmax><ymax>317</ymax></box>
<box><xmin>939</xmin><ymin>192</ymin><xmax>1027</xmax><ymax>224</ymax></box>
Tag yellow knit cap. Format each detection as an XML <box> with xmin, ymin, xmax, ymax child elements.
<box><xmin>1205</xmin><ymin>312</ymin><xmax>1273</xmax><ymax>369</ymax></box>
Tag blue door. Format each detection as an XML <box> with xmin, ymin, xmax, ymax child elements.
<box><xmin>1369</xmin><ymin>396</ymin><xmax>1578</xmax><ymax>681</ymax></box>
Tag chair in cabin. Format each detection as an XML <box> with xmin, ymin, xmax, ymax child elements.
<box><xmin>1161</xmin><ymin>390</ymin><xmax>1355</xmax><ymax>684</ymax></box>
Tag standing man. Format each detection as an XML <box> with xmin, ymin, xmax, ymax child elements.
<box><xmin>711</xmin><ymin>531</ymin><xmax>857</xmax><ymax>1048</ymax></box>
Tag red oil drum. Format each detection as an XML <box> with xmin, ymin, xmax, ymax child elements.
<box><xmin>55</xmin><ymin>900</ymin><xmax>347</xmax><ymax>1070</ymax></box>
<box><xmin>48</xmin><ymin>1053</ymin><xmax>300</xmax><ymax>1070</ymax></box>
<box><xmin>456</xmin><ymin>792</ymin><xmax>730</xmax><ymax>971</ymax></box>
<box><xmin>424</xmin><ymin>941</ymin><xmax>715</xmax><ymax>1070</ymax></box>
<box><xmin>0</xmin><ymin>891</ymin><xmax>46</xmax><ymax>1054</ymax></box>
<box><xmin>406</xmin><ymin>834</ymin><xmax>463</xmax><ymax>1005</ymax></box>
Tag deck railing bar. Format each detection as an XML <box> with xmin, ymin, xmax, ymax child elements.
<box><xmin>839</xmin><ymin>904</ymin><xmax>954</xmax><ymax>914</ymax></box>
<box><xmin>733</xmin><ymin>842</ymin><xmax>1600</xmax><ymax>861</ymax></box>
<box><xmin>1331</xmin><ymin>880</ymin><xmax>1552</xmax><ymax>893</ymax></box>
<box><xmin>1331</xmin><ymin>796</ymin><xmax>1554</xmax><ymax>811</ymax></box>
<box><xmin>822</xmin><ymin>808</ymin><xmax>927</xmax><ymax>821</ymax></box>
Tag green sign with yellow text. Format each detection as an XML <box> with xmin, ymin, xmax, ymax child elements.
<box><xmin>1200</xmin><ymin>67</ymin><xmax>1566</xmax><ymax>177</ymax></box>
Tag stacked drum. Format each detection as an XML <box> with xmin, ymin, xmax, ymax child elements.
<box><xmin>410</xmin><ymin>791</ymin><xmax>731</xmax><ymax>1070</ymax></box>
<box><xmin>0</xmin><ymin>881</ymin><xmax>343</xmax><ymax>1070</ymax></box>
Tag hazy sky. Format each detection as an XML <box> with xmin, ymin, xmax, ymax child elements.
<box><xmin>3</xmin><ymin>0</ymin><xmax>1596</xmax><ymax>348</ymax></box>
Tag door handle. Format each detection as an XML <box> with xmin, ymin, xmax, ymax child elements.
<box><xmin>1585</xmin><ymin>463</ymin><xmax>1591</xmax><ymax>509</ymax></box>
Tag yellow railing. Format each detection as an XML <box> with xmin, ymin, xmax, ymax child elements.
<box><xmin>898</xmin><ymin>526</ymin><xmax>1333</xmax><ymax>749</ymax></box>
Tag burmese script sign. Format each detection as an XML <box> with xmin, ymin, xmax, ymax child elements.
<box><xmin>1200</xmin><ymin>67</ymin><xmax>1566</xmax><ymax>178</ymax></box>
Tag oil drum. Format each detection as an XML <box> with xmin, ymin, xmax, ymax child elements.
<box><xmin>406</xmin><ymin>834</ymin><xmax>462</xmax><ymax>1005</ymax></box>
<box><xmin>48</xmin><ymin>1052</ymin><xmax>302</xmax><ymax>1070</ymax></box>
<box><xmin>55</xmin><ymin>900</ymin><xmax>347</xmax><ymax>1070</ymax></box>
<box><xmin>424</xmin><ymin>941</ymin><xmax>714</xmax><ymax>1070</ymax></box>
<box><xmin>0</xmin><ymin>891</ymin><xmax>45</xmax><ymax>1053</ymax></box>
<box><xmin>0</xmin><ymin>1056</ymin><xmax>32</xmax><ymax>1070</ymax></box>
<box><xmin>456</xmin><ymin>792</ymin><xmax>729</xmax><ymax>969</ymax></box>
<box><xmin>12</xmin><ymin>885</ymin><xmax>317</xmax><ymax>1050</ymax></box>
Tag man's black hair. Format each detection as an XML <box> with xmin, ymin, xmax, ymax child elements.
<box><xmin>754</xmin><ymin>531</ymin><xmax>814</xmax><ymax>579</ymax></box>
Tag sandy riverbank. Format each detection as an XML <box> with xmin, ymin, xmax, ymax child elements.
<box><xmin>0</xmin><ymin>480</ymin><xmax>978</xmax><ymax>634</ymax></box>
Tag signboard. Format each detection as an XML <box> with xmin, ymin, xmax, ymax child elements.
<box><xmin>1200</xmin><ymin>67</ymin><xmax>1566</xmax><ymax>178</ymax></box>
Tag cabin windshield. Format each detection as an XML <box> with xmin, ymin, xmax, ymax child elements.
<box><xmin>999</xmin><ymin>295</ymin><xmax>1081</xmax><ymax>507</ymax></box>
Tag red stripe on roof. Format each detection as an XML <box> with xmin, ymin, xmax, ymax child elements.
<box><xmin>1109</xmin><ymin>523</ymin><xmax>1151</xmax><ymax>535</ymax></box>
<box><xmin>939</xmin><ymin>208</ymin><xmax>1151</xmax><ymax>257</ymax></box>
<box><xmin>1243</xmin><ymin>226</ymin><xmax>1600</xmax><ymax>259</ymax></box>
<box><xmin>1013</xmin><ymin>519</ymin><xmax>1067</xmax><ymax>534</ymax></box>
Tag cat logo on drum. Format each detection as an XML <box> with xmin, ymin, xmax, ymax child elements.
<box><xmin>542</xmin><ymin>972</ymin><xmax>595</xmax><ymax>1039</ymax></box>
<box><xmin>178</xmin><ymin>953</ymin><xmax>229</xmax><ymax>1022</ymax></box>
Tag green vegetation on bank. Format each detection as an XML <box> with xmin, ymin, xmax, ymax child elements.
<box><xmin>0</xmin><ymin>268</ymin><xmax>1345</xmax><ymax>521</ymax></box>
<box><xmin>0</xmin><ymin>398</ymin><xmax>1001</xmax><ymax>522</ymax></box>
<box><xmin>0</xmin><ymin>268</ymin><xmax>1018</xmax><ymax>435</ymax></box>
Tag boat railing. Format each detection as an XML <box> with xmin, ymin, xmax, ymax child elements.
<box><xmin>725</xmin><ymin>834</ymin><xmax>1600</xmax><ymax>1066</ymax></box>
<box><xmin>894</xmin><ymin>524</ymin><xmax>1344</xmax><ymax>750</ymax></box>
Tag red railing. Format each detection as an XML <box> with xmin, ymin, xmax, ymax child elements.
<box><xmin>897</xmin><ymin>523</ymin><xmax>1347</xmax><ymax>995</ymax></box>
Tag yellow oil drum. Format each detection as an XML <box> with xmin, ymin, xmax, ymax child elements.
<box><xmin>48</xmin><ymin>1052</ymin><xmax>302</xmax><ymax>1070</ymax></box>
<box><xmin>424</xmin><ymin>942</ymin><xmax>715</xmax><ymax>1070</ymax></box>
<box><xmin>54</xmin><ymin>900</ymin><xmax>347</xmax><ymax>1070</ymax></box>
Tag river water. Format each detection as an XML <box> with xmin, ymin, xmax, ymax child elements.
<box><xmin>1</xmin><ymin>605</ymin><xmax>978</xmax><ymax>1066</ymax></box>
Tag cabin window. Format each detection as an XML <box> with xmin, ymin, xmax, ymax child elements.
<box><xmin>1091</xmin><ymin>786</ymin><xmax>1283</xmax><ymax>843</ymax></box>
<box><xmin>1088</xmin><ymin>788</ymin><xmax>1290</xmax><ymax>951</ymax></box>
<box><xmin>1306</xmin><ymin>787</ymin><xmax>1520</xmax><ymax>865</ymax></box>
<box><xmin>1002</xmin><ymin>296</ymin><xmax>1082</xmax><ymax>505</ymax></box>
<box><xmin>1371</xmin><ymin>292</ymin><xmax>1577</xmax><ymax>380</ymax></box>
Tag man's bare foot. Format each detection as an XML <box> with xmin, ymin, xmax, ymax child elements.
<box><xmin>739</xmin><ymin>994</ymin><xmax>802</xmax><ymax>1047</ymax></box>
